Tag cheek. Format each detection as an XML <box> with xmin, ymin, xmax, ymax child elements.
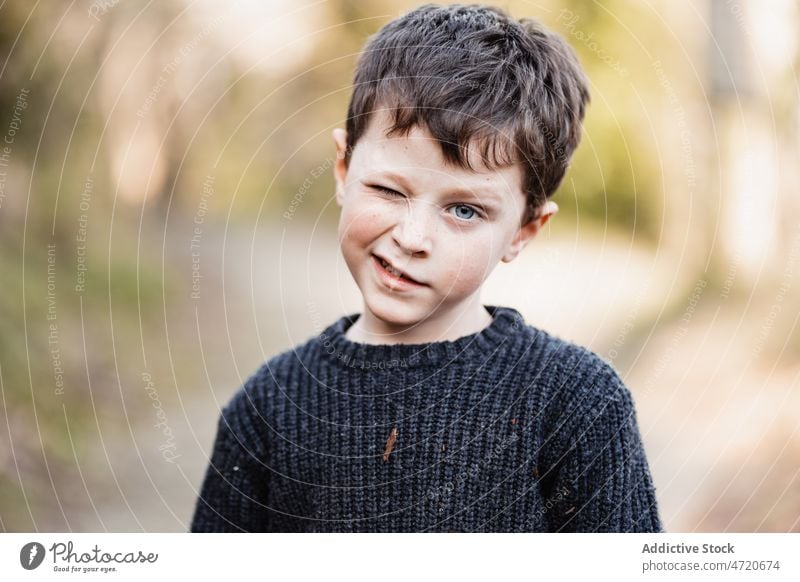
<box><xmin>439</xmin><ymin>234</ymin><xmax>500</xmax><ymax>289</ymax></box>
<box><xmin>338</xmin><ymin>199</ymin><xmax>390</xmax><ymax>249</ymax></box>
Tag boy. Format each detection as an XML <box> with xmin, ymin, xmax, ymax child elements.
<box><xmin>191</xmin><ymin>3</ymin><xmax>662</xmax><ymax>533</ymax></box>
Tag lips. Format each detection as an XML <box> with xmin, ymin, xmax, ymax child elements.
<box><xmin>372</xmin><ymin>254</ymin><xmax>425</xmax><ymax>286</ymax></box>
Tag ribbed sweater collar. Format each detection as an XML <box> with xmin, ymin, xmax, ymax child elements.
<box><xmin>316</xmin><ymin>304</ymin><xmax>526</xmax><ymax>369</ymax></box>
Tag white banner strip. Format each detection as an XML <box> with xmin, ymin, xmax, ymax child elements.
<box><xmin>2</xmin><ymin>533</ymin><xmax>798</xmax><ymax>580</ymax></box>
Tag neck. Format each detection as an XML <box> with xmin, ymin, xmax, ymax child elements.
<box><xmin>345</xmin><ymin>298</ymin><xmax>493</xmax><ymax>345</ymax></box>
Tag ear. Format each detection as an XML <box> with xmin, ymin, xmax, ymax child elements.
<box><xmin>332</xmin><ymin>128</ymin><xmax>348</xmax><ymax>207</ymax></box>
<box><xmin>501</xmin><ymin>201</ymin><xmax>558</xmax><ymax>263</ymax></box>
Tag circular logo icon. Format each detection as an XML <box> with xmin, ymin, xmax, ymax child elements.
<box><xmin>20</xmin><ymin>542</ymin><xmax>46</xmax><ymax>570</ymax></box>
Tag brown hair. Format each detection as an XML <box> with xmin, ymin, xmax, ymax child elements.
<box><xmin>344</xmin><ymin>3</ymin><xmax>590</xmax><ymax>224</ymax></box>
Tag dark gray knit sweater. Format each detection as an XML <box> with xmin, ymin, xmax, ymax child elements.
<box><xmin>190</xmin><ymin>305</ymin><xmax>662</xmax><ymax>532</ymax></box>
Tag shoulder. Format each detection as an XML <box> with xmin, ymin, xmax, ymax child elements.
<box><xmin>526</xmin><ymin>329</ymin><xmax>637</xmax><ymax>450</ymax></box>
<box><xmin>529</xmin><ymin>327</ymin><xmax>630</xmax><ymax>405</ymax></box>
<box><xmin>530</xmin><ymin>330</ymin><xmax>646</xmax><ymax>448</ymax></box>
<box><xmin>495</xmin><ymin>307</ymin><xmax>626</xmax><ymax>403</ymax></box>
<box><xmin>222</xmin><ymin>326</ymin><xmax>327</xmax><ymax>417</ymax></box>
<box><xmin>217</xmin><ymin>346</ymin><xmax>296</xmax><ymax>430</ymax></box>
<box><xmin>213</xmin><ymin>325</ymin><xmax>333</xmax><ymax>453</ymax></box>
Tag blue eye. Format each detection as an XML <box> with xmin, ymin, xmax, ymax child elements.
<box><xmin>451</xmin><ymin>204</ymin><xmax>479</xmax><ymax>221</ymax></box>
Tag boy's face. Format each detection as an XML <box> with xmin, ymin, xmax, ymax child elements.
<box><xmin>333</xmin><ymin>110</ymin><xmax>556</xmax><ymax>330</ymax></box>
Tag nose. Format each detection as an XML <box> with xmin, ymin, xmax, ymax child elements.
<box><xmin>391</xmin><ymin>200</ymin><xmax>432</xmax><ymax>256</ymax></box>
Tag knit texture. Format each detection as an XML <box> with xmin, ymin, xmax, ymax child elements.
<box><xmin>190</xmin><ymin>305</ymin><xmax>663</xmax><ymax>532</ymax></box>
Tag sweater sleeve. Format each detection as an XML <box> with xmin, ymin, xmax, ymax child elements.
<box><xmin>190</xmin><ymin>384</ymin><xmax>273</xmax><ymax>532</ymax></box>
<box><xmin>541</xmin><ymin>368</ymin><xmax>663</xmax><ymax>533</ymax></box>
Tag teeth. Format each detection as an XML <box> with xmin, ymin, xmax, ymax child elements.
<box><xmin>380</xmin><ymin>258</ymin><xmax>404</xmax><ymax>278</ymax></box>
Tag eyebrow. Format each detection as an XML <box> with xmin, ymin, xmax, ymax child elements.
<box><xmin>373</xmin><ymin>171</ymin><xmax>505</xmax><ymax>206</ymax></box>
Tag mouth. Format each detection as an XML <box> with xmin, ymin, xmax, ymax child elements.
<box><xmin>372</xmin><ymin>254</ymin><xmax>426</xmax><ymax>287</ymax></box>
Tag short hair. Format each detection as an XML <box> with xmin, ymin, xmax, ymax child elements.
<box><xmin>344</xmin><ymin>3</ymin><xmax>591</xmax><ymax>224</ymax></box>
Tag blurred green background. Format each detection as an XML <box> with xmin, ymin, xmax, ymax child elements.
<box><xmin>1</xmin><ymin>0</ymin><xmax>798</xmax><ymax>532</ymax></box>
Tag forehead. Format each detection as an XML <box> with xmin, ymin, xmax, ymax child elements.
<box><xmin>354</xmin><ymin>110</ymin><xmax>524</xmax><ymax>198</ymax></box>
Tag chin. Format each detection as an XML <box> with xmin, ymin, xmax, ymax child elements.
<box><xmin>364</xmin><ymin>293</ymin><xmax>427</xmax><ymax>328</ymax></box>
